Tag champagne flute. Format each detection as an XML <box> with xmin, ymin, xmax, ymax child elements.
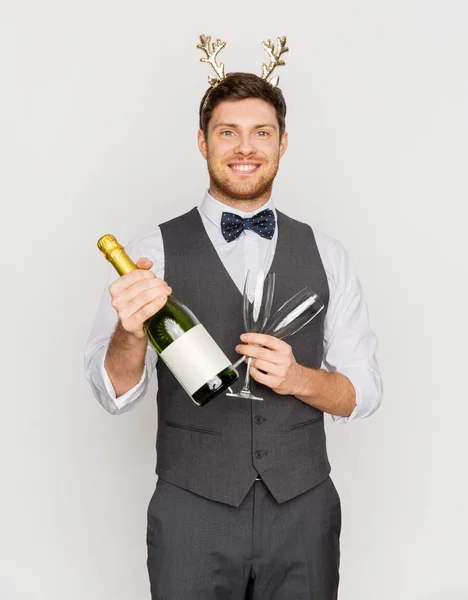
<box><xmin>263</xmin><ymin>287</ymin><xmax>324</xmax><ymax>339</ymax></box>
<box><xmin>226</xmin><ymin>270</ymin><xmax>275</xmax><ymax>401</ymax></box>
<box><xmin>230</xmin><ymin>286</ymin><xmax>324</xmax><ymax>369</ymax></box>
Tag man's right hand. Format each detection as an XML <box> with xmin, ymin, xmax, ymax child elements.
<box><xmin>108</xmin><ymin>257</ymin><xmax>172</xmax><ymax>339</ymax></box>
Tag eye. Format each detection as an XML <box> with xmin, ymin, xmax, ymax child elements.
<box><xmin>221</xmin><ymin>130</ymin><xmax>234</xmax><ymax>137</ymax></box>
<box><xmin>256</xmin><ymin>131</ymin><xmax>269</xmax><ymax>137</ymax></box>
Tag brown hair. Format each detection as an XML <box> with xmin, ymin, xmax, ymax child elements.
<box><xmin>199</xmin><ymin>72</ymin><xmax>287</xmax><ymax>138</ymax></box>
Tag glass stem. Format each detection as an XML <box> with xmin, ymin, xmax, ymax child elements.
<box><xmin>240</xmin><ymin>357</ymin><xmax>253</xmax><ymax>394</ymax></box>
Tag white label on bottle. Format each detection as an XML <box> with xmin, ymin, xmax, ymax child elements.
<box><xmin>160</xmin><ymin>324</ymin><xmax>232</xmax><ymax>396</ymax></box>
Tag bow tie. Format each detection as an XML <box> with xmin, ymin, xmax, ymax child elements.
<box><xmin>221</xmin><ymin>209</ymin><xmax>276</xmax><ymax>243</ymax></box>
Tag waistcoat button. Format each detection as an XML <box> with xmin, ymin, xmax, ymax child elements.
<box><xmin>254</xmin><ymin>416</ymin><xmax>264</xmax><ymax>425</ymax></box>
<box><xmin>255</xmin><ymin>450</ymin><xmax>265</xmax><ymax>459</ymax></box>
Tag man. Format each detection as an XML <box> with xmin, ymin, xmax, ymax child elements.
<box><xmin>85</xmin><ymin>36</ymin><xmax>382</xmax><ymax>599</ymax></box>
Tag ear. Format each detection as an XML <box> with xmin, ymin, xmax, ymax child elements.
<box><xmin>279</xmin><ymin>130</ymin><xmax>288</xmax><ymax>158</ymax></box>
<box><xmin>198</xmin><ymin>129</ymin><xmax>208</xmax><ymax>160</ymax></box>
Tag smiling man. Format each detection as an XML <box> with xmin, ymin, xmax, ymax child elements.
<box><xmin>85</xmin><ymin>47</ymin><xmax>382</xmax><ymax>600</ymax></box>
<box><xmin>201</xmin><ymin>97</ymin><xmax>287</xmax><ymax>207</ymax></box>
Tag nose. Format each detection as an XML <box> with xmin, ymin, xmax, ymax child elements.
<box><xmin>234</xmin><ymin>133</ymin><xmax>256</xmax><ymax>156</ymax></box>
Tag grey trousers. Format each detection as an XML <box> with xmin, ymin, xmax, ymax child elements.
<box><xmin>146</xmin><ymin>476</ymin><xmax>341</xmax><ymax>599</ymax></box>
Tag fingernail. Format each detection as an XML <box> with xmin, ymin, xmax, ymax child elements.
<box><xmin>240</xmin><ymin>334</ymin><xmax>247</xmax><ymax>341</ymax></box>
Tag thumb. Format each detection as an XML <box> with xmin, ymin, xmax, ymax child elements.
<box><xmin>135</xmin><ymin>257</ymin><xmax>153</xmax><ymax>270</ymax></box>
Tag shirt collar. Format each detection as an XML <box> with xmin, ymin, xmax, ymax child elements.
<box><xmin>199</xmin><ymin>190</ymin><xmax>276</xmax><ymax>231</ymax></box>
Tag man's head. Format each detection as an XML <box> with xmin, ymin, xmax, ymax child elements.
<box><xmin>197</xmin><ymin>73</ymin><xmax>288</xmax><ymax>207</ymax></box>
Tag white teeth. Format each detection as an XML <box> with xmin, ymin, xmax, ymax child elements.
<box><xmin>231</xmin><ymin>164</ymin><xmax>258</xmax><ymax>172</ymax></box>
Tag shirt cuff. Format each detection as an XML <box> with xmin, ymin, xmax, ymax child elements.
<box><xmin>100</xmin><ymin>356</ymin><xmax>149</xmax><ymax>411</ymax></box>
<box><xmin>331</xmin><ymin>366</ymin><xmax>382</xmax><ymax>424</ymax></box>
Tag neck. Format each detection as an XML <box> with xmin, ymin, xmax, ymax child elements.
<box><xmin>208</xmin><ymin>184</ymin><xmax>272</xmax><ymax>213</ymax></box>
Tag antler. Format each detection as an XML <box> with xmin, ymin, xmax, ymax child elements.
<box><xmin>261</xmin><ymin>36</ymin><xmax>289</xmax><ymax>88</ymax></box>
<box><xmin>197</xmin><ymin>34</ymin><xmax>227</xmax><ymax>86</ymax></box>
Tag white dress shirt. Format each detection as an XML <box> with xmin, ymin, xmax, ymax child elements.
<box><xmin>85</xmin><ymin>191</ymin><xmax>383</xmax><ymax>422</ymax></box>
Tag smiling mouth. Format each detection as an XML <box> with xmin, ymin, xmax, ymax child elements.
<box><xmin>228</xmin><ymin>163</ymin><xmax>261</xmax><ymax>175</ymax></box>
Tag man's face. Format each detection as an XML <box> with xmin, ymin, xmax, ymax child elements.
<box><xmin>198</xmin><ymin>98</ymin><xmax>288</xmax><ymax>202</ymax></box>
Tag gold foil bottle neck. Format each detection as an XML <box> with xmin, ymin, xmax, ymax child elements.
<box><xmin>97</xmin><ymin>234</ymin><xmax>137</xmax><ymax>276</ymax></box>
<box><xmin>97</xmin><ymin>234</ymin><xmax>120</xmax><ymax>256</ymax></box>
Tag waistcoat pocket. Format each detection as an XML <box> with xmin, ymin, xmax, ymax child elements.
<box><xmin>287</xmin><ymin>415</ymin><xmax>324</xmax><ymax>431</ymax></box>
<box><xmin>165</xmin><ymin>420</ymin><xmax>221</xmax><ymax>436</ymax></box>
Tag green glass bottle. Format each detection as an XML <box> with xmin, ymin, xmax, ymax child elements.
<box><xmin>97</xmin><ymin>234</ymin><xmax>239</xmax><ymax>406</ymax></box>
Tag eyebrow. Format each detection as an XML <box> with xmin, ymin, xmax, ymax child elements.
<box><xmin>212</xmin><ymin>122</ymin><xmax>278</xmax><ymax>131</ymax></box>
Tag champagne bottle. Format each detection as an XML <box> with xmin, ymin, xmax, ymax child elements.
<box><xmin>97</xmin><ymin>234</ymin><xmax>239</xmax><ymax>406</ymax></box>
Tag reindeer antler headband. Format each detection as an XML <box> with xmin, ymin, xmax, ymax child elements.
<box><xmin>197</xmin><ymin>34</ymin><xmax>289</xmax><ymax>89</ymax></box>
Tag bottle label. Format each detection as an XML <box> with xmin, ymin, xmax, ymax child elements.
<box><xmin>160</xmin><ymin>324</ymin><xmax>232</xmax><ymax>395</ymax></box>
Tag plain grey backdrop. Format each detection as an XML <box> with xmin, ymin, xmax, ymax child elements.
<box><xmin>2</xmin><ymin>1</ymin><xmax>468</xmax><ymax>598</ymax></box>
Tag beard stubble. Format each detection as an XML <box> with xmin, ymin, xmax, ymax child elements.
<box><xmin>206</xmin><ymin>151</ymin><xmax>280</xmax><ymax>202</ymax></box>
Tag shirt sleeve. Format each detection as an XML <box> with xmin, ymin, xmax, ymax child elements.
<box><xmin>318</xmin><ymin>235</ymin><xmax>383</xmax><ymax>423</ymax></box>
<box><xmin>84</xmin><ymin>230</ymin><xmax>164</xmax><ymax>415</ymax></box>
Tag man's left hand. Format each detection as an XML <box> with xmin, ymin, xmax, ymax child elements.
<box><xmin>235</xmin><ymin>333</ymin><xmax>305</xmax><ymax>396</ymax></box>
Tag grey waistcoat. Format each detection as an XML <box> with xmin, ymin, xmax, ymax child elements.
<box><xmin>155</xmin><ymin>208</ymin><xmax>331</xmax><ymax>507</ymax></box>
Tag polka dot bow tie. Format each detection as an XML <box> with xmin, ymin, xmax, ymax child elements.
<box><xmin>221</xmin><ymin>209</ymin><xmax>276</xmax><ymax>243</ymax></box>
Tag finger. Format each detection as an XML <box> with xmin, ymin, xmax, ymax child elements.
<box><xmin>251</xmin><ymin>359</ymin><xmax>283</xmax><ymax>377</ymax></box>
<box><xmin>235</xmin><ymin>344</ymin><xmax>283</xmax><ymax>365</ymax></box>
<box><xmin>111</xmin><ymin>279</ymin><xmax>170</xmax><ymax>312</ymax></box>
<box><xmin>121</xmin><ymin>286</ymin><xmax>171</xmax><ymax>320</ymax></box>
<box><xmin>240</xmin><ymin>333</ymin><xmax>286</xmax><ymax>351</ymax></box>
<box><xmin>110</xmin><ymin>268</ymin><xmax>156</xmax><ymax>295</ymax></box>
<box><xmin>136</xmin><ymin>257</ymin><xmax>153</xmax><ymax>270</ymax></box>
<box><xmin>121</xmin><ymin>295</ymin><xmax>169</xmax><ymax>332</ymax></box>
<box><xmin>117</xmin><ymin>277</ymin><xmax>171</xmax><ymax>306</ymax></box>
<box><xmin>249</xmin><ymin>366</ymin><xmax>280</xmax><ymax>388</ymax></box>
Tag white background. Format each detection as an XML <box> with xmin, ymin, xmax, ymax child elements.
<box><xmin>2</xmin><ymin>1</ymin><xmax>468</xmax><ymax>598</ymax></box>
